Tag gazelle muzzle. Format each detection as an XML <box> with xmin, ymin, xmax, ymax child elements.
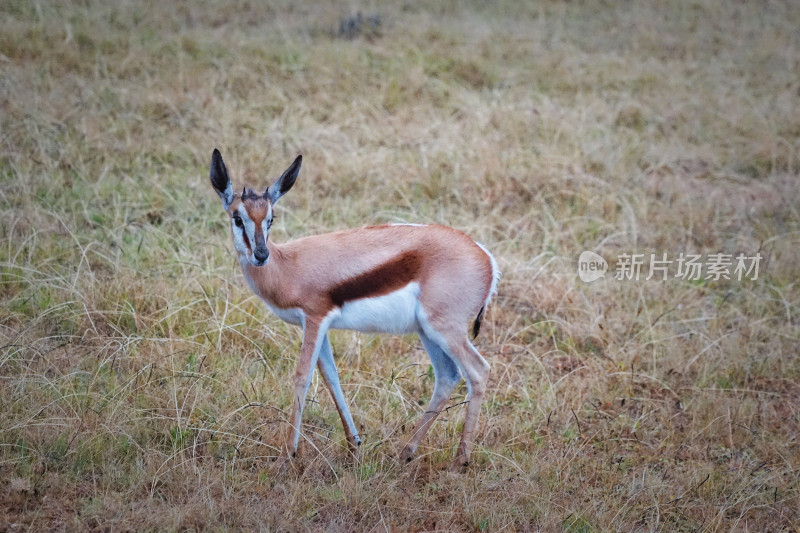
<box><xmin>253</xmin><ymin>242</ymin><xmax>269</xmax><ymax>264</ymax></box>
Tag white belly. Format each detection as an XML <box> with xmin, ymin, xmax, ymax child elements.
<box><xmin>329</xmin><ymin>282</ymin><xmax>421</xmax><ymax>334</ymax></box>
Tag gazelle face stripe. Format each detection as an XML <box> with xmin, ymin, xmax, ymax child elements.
<box><xmin>230</xmin><ymin>203</ymin><xmax>251</xmax><ymax>258</ymax></box>
<box><xmin>239</xmin><ymin>204</ymin><xmax>255</xmax><ymax>242</ymax></box>
<box><xmin>260</xmin><ymin>204</ymin><xmax>272</xmax><ymax>241</ymax></box>
<box><xmin>230</xmin><ymin>193</ymin><xmax>274</xmax><ymax>266</ymax></box>
<box><xmin>230</xmin><ymin>203</ymin><xmax>253</xmax><ymax>258</ymax></box>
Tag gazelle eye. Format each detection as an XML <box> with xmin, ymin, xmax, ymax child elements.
<box><xmin>233</xmin><ymin>216</ymin><xmax>243</xmax><ymax>228</ymax></box>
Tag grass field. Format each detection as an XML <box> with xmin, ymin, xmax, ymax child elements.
<box><xmin>2</xmin><ymin>1</ymin><xmax>799</xmax><ymax>530</ymax></box>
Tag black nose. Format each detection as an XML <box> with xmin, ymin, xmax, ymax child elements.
<box><xmin>254</xmin><ymin>247</ymin><xmax>269</xmax><ymax>263</ymax></box>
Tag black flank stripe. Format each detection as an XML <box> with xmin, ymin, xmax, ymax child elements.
<box><xmin>329</xmin><ymin>252</ymin><xmax>421</xmax><ymax>307</ymax></box>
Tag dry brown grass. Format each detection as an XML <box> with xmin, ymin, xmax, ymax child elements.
<box><xmin>1</xmin><ymin>0</ymin><xmax>799</xmax><ymax>531</ymax></box>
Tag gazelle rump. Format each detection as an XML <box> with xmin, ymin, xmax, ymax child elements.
<box><xmin>208</xmin><ymin>149</ymin><xmax>500</xmax><ymax>468</ymax></box>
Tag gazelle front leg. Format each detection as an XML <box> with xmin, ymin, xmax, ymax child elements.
<box><xmin>282</xmin><ymin>319</ymin><xmax>325</xmax><ymax>458</ymax></box>
<box><xmin>317</xmin><ymin>334</ymin><xmax>362</xmax><ymax>452</ymax></box>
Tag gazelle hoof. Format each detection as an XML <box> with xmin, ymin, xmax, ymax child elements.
<box><xmin>270</xmin><ymin>454</ymin><xmax>293</xmax><ymax>474</ymax></box>
<box><xmin>399</xmin><ymin>446</ymin><xmax>416</xmax><ymax>464</ymax></box>
<box><xmin>346</xmin><ymin>436</ymin><xmax>362</xmax><ymax>455</ymax></box>
<box><xmin>449</xmin><ymin>456</ymin><xmax>469</xmax><ymax>473</ymax></box>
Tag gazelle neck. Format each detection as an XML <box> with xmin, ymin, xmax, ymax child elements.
<box><xmin>239</xmin><ymin>240</ymin><xmax>285</xmax><ymax>297</ymax></box>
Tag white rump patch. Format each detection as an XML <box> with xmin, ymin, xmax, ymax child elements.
<box><xmin>475</xmin><ymin>241</ymin><xmax>500</xmax><ymax>309</ymax></box>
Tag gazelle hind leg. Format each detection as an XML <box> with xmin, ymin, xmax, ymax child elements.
<box><xmin>316</xmin><ymin>334</ymin><xmax>361</xmax><ymax>451</ymax></box>
<box><xmin>400</xmin><ymin>331</ymin><xmax>461</xmax><ymax>462</ymax></box>
<box><xmin>449</xmin><ymin>337</ymin><xmax>490</xmax><ymax>469</ymax></box>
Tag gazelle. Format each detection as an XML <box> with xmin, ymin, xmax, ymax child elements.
<box><xmin>208</xmin><ymin>149</ymin><xmax>499</xmax><ymax>469</ymax></box>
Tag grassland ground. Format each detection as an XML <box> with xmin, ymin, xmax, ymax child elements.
<box><xmin>1</xmin><ymin>1</ymin><xmax>799</xmax><ymax>531</ymax></box>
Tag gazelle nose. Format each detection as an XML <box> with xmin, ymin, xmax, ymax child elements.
<box><xmin>254</xmin><ymin>248</ymin><xmax>269</xmax><ymax>263</ymax></box>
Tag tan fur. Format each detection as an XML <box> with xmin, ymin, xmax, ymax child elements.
<box><xmin>211</xmin><ymin>152</ymin><xmax>497</xmax><ymax>469</ymax></box>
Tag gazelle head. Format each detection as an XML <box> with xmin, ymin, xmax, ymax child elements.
<box><xmin>209</xmin><ymin>149</ymin><xmax>301</xmax><ymax>267</ymax></box>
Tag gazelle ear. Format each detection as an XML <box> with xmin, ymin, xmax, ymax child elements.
<box><xmin>267</xmin><ymin>155</ymin><xmax>302</xmax><ymax>204</ymax></box>
<box><xmin>210</xmin><ymin>148</ymin><xmax>234</xmax><ymax>210</ymax></box>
